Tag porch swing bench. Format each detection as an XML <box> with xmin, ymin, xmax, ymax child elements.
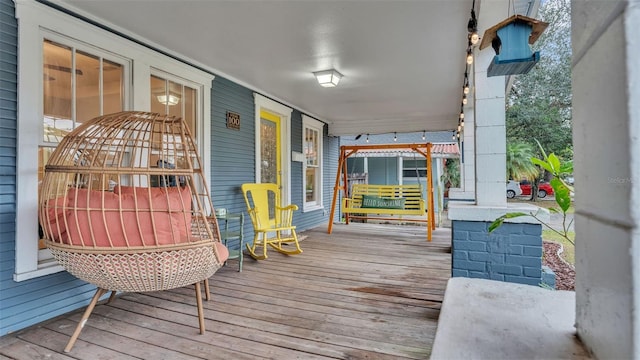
<box><xmin>342</xmin><ymin>183</ymin><xmax>427</xmax><ymax>222</ymax></box>
<box><xmin>328</xmin><ymin>143</ymin><xmax>435</xmax><ymax>241</ymax></box>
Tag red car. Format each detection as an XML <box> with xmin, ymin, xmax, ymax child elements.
<box><xmin>519</xmin><ymin>180</ymin><xmax>554</xmax><ymax>198</ymax></box>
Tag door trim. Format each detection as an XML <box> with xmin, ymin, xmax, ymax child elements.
<box><xmin>254</xmin><ymin>93</ymin><xmax>292</xmax><ymax>207</ymax></box>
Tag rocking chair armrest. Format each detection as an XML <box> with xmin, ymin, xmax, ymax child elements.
<box><xmin>276</xmin><ymin>205</ymin><xmax>297</xmax><ymax>226</ymax></box>
<box><xmin>276</xmin><ymin>204</ymin><xmax>298</xmax><ymax>211</ymax></box>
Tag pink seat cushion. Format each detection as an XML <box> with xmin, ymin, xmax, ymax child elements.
<box><xmin>214</xmin><ymin>241</ymin><xmax>230</xmax><ymax>263</ymax></box>
<box><xmin>42</xmin><ymin>196</ymin><xmax>68</xmax><ymax>241</ymax></box>
<box><xmin>115</xmin><ymin>186</ymin><xmax>230</xmax><ymax>261</ymax></box>
<box><xmin>64</xmin><ymin>186</ymin><xmax>192</xmax><ymax>247</ymax></box>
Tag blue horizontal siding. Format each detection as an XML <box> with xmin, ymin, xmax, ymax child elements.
<box><xmin>0</xmin><ymin>118</ymin><xmax>17</xmax><ymax>130</ymax></box>
<box><xmin>326</xmin><ymin>135</ymin><xmax>340</xmax><ymax>223</ymax></box>
<box><xmin>211</xmin><ymin>76</ymin><xmax>256</xmax><ymax>239</ymax></box>
<box><xmin>3</xmin><ymin>282</ymin><xmax>100</xmax><ymax>335</ymax></box>
<box><xmin>2</xmin><ymin>272</ymin><xmax>86</xmax><ymax>308</ymax></box>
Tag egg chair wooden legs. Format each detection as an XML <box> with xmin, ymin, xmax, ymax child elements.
<box><xmin>64</xmin><ymin>287</ymin><xmax>108</xmax><ymax>352</ymax></box>
<box><xmin>203</xmin><ymin>278</ymin><xmax>211</xmax><ymax>301</ymax></box>
<box><xmin>64</xmin><ymin>281</ymin><xmax>211</xmax><ymax>352</ymax></box>
<box><xmin>194</xmin><ymin>282</ymin><xmax>206</xmax><ymax>335</ymax></box>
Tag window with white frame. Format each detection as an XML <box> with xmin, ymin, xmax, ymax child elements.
<box><xmin>15</xmin><ymin>1</ymin><xmax>213</xmax><ymax>281</ymax></box>
<box><xmin>37</xmin><ymin>36</ymin><xmax>129</xmax><ymax>265</ymax></box>
<box><xmin>302</xmin><ymin>115</ymin><xmax>324</xmax><ymax>211</ymax></box>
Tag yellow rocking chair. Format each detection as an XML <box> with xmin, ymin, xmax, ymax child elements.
<box><xmin>241</xmin><ymin>183</ymin><xmax>303</xmax><ymax>260</ymax></box>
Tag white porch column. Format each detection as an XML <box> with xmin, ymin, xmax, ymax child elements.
<box><xmin>572</xmin><ymin>2</ymin><xmax>639</xmax><ymax>358</ymax></box>
<box><xmin>449</xmin><ymin>106</ymin><xmax>476</xmax><ymax>201</ymax></box>
<box><xmin>473</xmin><ymin>19</ymin><xmax>507</xmax><ymax>207</ymax></box>
<box><xmin>462</xmin><ymin>107</ymin><xmax>476</xmax><ymax>196</ymax></box>
<box><xmin>447</xmin><ymin>0</ymin><xmax>548</xmax><ymax>286</ymax></box>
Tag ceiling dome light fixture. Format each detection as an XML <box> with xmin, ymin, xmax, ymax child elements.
<box><xmin>157</xmin><ymin>94</ymin><xmax>180</xmax><ymax>106</ymax></box>
<box><xmin>313</xmin><ymin>69</ymin><xmax>343</xmax><ymax>87</ymax></box>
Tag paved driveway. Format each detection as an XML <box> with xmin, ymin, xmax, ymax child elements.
<box><xmin>549</xmin><ymin>212</ymin><xmax>574</xmax><ymax>232</ymax></box>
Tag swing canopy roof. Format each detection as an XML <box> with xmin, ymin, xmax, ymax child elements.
<box><xmin>345</xmin><ymin>143</ymin><xmax>460</xmax><ymax>159</ymax></box>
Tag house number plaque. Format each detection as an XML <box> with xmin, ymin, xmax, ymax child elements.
<box><xmin>226</xmin><ymin>111</ymin><xmax>240</xmax><ymax>130</ymax></box>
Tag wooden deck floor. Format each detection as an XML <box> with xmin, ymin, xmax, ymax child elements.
<box><xmin>0</xmin><ymin>223</ymin><xmax>451</xmax><ymax>359</ymax></box>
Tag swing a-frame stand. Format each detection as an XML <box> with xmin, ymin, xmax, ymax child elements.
<box><xmin>327</xmin><ymin>143</ymin><xmax>435</xmax><ymax>241</ymax></box>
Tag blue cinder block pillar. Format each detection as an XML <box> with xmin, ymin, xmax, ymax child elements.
<box><xmin>451</xmin><ymin>220</ymin><xmax>544</xmax><ymax>286</ymax></box>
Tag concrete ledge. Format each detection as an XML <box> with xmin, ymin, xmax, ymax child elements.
<box><xmin>431</xmin><ymin>278</ymin><xmax>591</xmax><ymax>359</ymax></box>
<box><xmin>448</xmin><ymin>202</ymin><xmax>550</xmax><ymax>224</ymax></box>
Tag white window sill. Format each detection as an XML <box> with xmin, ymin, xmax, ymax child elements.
<box><xmin>14</xmin><ymin>261</ymin><xmax>64</xmax><ymax>282</ymax></box>
<box><xmin>303</xmin><ymin>204</ymin><xmax>324</xmax><ymax>213</ymax></box>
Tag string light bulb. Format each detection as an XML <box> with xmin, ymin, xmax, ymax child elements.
<box><xmin>393</xmin><ymin>132</ymin><xmax>397</xmax><ymax>142</ymax></box>
<box><xmin>422</xmin><ymin>130</ymin><xmax>426</xmax><ymax>141</ymax></box>
<box><xmin>466</xmin><ymin>49</ymin><xmax>474</xmax><ymax>65</ymax></box>
<box><xmin>470</xmin><ymin>32</ymin><xmax>479</xmax><ymax>45</ymax></box>
<box><xmin>462</xmin><ymin>95</ymin><xmax>468</xmax><ymax>105</ymax></box>
<box><xmin>459</xmin><ymin>112</ymin><xmax>465</xmax><ymax>120</ymax></box>
<box><xmin>463</xmin><ymin>82</ymin><xmax>470</xmax><ymax>95</ymax></box>
<box><xmin>452</xmin><ymin>131</ymin><xmax>456</xmax><ymax>140</ymax></box>
<box><xmin>366</xmin><ymin>134</ymin><xmax>369</xmax><ymax>143</ymax></box>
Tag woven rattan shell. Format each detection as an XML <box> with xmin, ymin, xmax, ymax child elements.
<box><xmin>39</xmin><ymin>111</ymin><xmax>225</xmax><ymax>292</ymax></box>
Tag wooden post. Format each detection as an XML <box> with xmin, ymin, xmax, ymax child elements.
<box><xmin>342</xmin><ymin>149</ymin><xmax>351</xmax><ymax>225</ymax></box>
<box><xmin>328</xmin><ymin>147</ymin><xmax>346</xmax><ymax>234</ymax></box>
<box><xmin>426</xmin><ymin>143</ymin><xmax>434</xmax><ymax>240</ymax></box>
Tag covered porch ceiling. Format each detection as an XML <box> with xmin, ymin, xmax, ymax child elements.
<box><xmin>55</xmin><ymin>0</ymin><xmax>533</xmax><ymax>136</ymax></box>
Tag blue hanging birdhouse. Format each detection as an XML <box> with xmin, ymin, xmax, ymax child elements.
<box><xmin>479</xmin><ymin>15</ymin><xmax>548</xmax><ymax>77</ymax></box>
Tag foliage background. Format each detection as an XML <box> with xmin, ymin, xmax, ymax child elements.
<box><xmin>506</xmin><ymin>0</ymin><xmax>572</xmax><ymax>165</ymax></box>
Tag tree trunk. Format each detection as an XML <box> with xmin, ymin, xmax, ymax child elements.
<box><xmin>530</xmin><ymin>178</ymin><xmax>539</xmax><ymax>202</ymax></box>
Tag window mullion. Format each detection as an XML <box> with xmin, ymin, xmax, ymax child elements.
<box><xmin>181</xmin><ymin>84</ymin><xmax>185</xmax><ymax>119</ymax></box>
<box><xmin>71</xmin><ymin>48</ymin><xmax>77</xmax><ymax>125</ymax></box>
<box><xmin>99</xmin><ymin>57</ymin><xmax>104</xmax><ymax>115</ymax></box>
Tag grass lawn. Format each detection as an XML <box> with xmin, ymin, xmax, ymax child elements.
<box><xmin>509</xmin><ymin>198</ymin><xmax>575</xmax><ymax>213</ymax></box>
<box><xmin>543</xmin><ymin>229</ymin><xmax>575</xmax><ymax>265</ymax></box>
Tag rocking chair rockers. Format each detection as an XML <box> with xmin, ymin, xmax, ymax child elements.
<box><xmin>241</xmin><ymin>183</ymin><xmax>303</xmax><ymax>260</ymax></box>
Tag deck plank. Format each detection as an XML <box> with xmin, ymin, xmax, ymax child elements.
<box><xmin>0</xmin><ymin>331</ymin><xmax>77</xmax><ymax>360</ymax></box>
<box><xmin>94</xmin><ymin>297</ymin><xmax>338</xmax><ymax>359</ymax></box>
<box><xmin>0</xmin><ymin>223</ymin><xmax>451</xmax><ymax>360</ymax></box>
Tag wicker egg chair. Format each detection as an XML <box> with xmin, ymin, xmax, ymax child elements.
<box><xmin>39</xmin><ymin>111</ymin><xmax>229</xmax><ymax>352</ymax></box>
